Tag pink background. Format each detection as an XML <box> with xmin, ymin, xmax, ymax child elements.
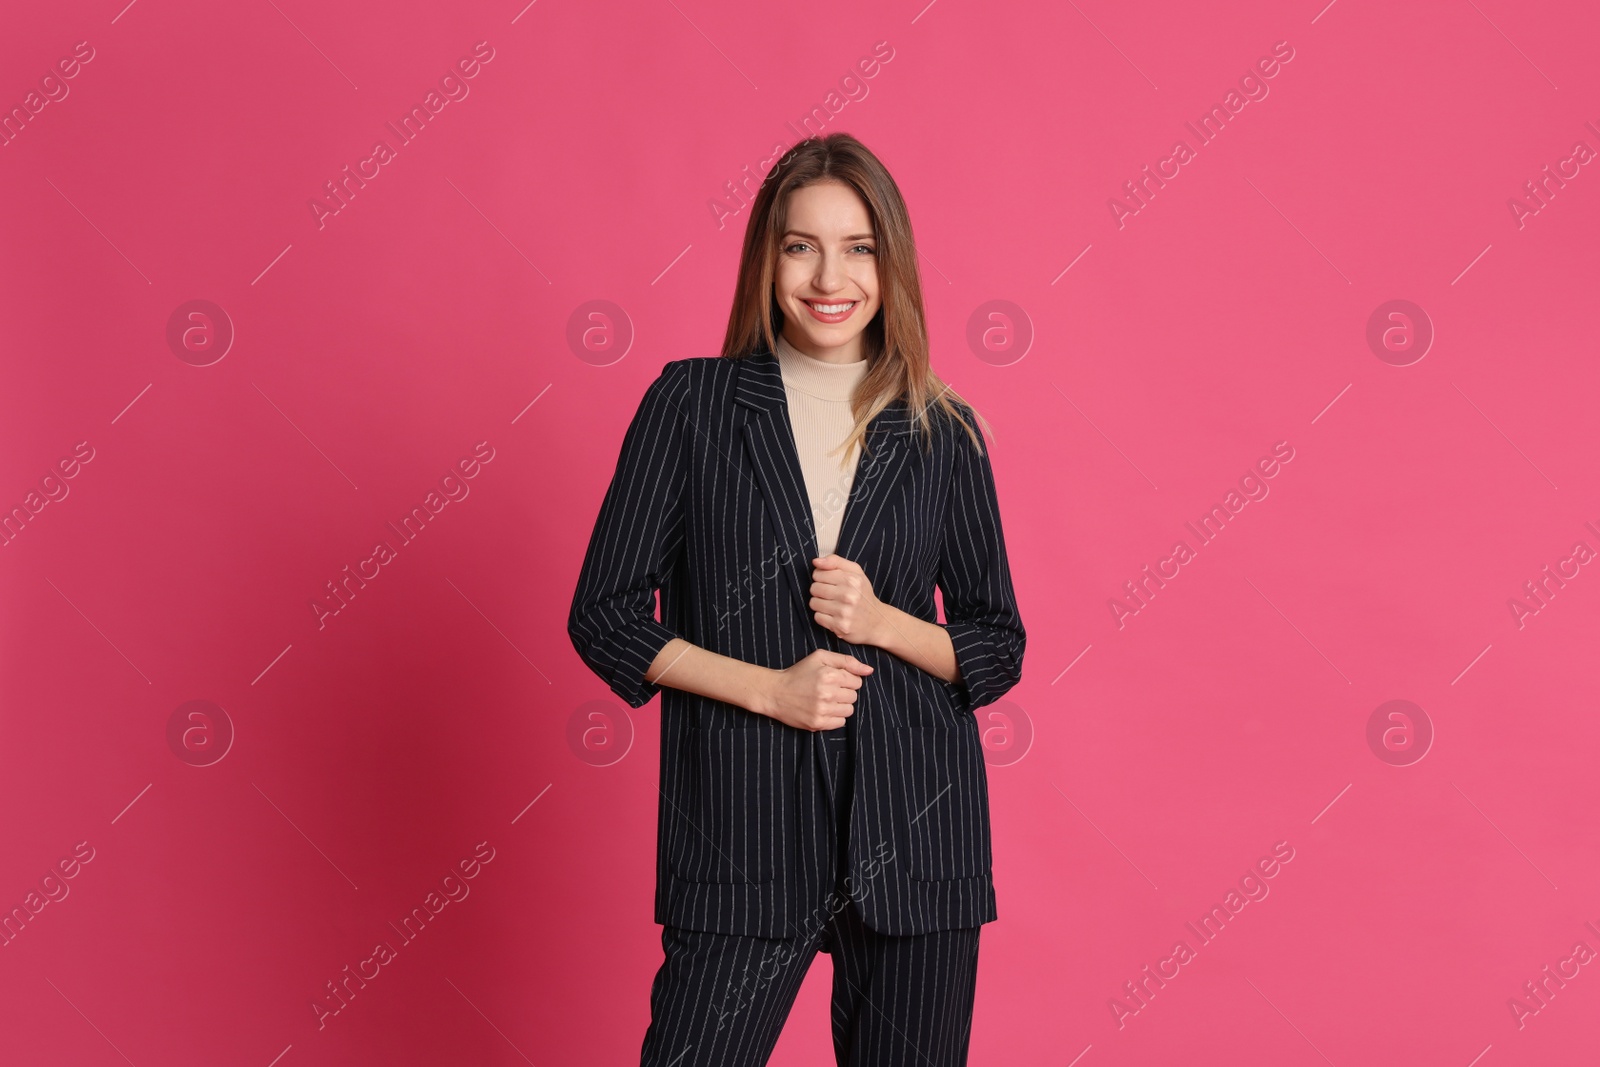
<box><xmin>2</xmin><ymin>0</ymin><xmax>1598</xmax><ymax>1064</ymax></box>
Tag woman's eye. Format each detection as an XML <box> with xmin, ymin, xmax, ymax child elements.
<box><xmin>782</xmin><ymin>242</ymin><xmax>874</xmax><ymax>255</ymax></box>
<box><xmin>790</xmin><ymin>241</ymin><xmax>883</xmax><ymax>255</ymax></box>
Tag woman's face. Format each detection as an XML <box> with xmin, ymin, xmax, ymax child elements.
<box><xmin>774</xmin><ymin>180</ymin><xmax>881</xmax><ymax>364</ymax></box>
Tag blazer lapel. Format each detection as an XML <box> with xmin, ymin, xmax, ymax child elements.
<box><xmin>832</xmin><ymin>408</ymin><xmax>913</xmax><ymax>564</ymax></box>
<box><xmin>733</xmin><ymin>344</ymin><xmax>917</xmax><ymax>632</ymax></box>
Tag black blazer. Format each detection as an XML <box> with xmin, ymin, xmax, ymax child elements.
<box><xmin>567</xmin><ymin>342</ymin><xmax>1025</xmax><ymax>937</ymax></box>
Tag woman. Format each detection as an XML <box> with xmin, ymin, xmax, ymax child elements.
<box><xmin>568</xmin><ymin>132</ymin><xmax>1025</xmax><ymax>1067</ymax></box>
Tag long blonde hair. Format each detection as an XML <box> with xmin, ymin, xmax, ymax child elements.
<box><xmin>718</xmin><ymin>132</ymin><xmax>987</xmax><ymax>458</ymax></box>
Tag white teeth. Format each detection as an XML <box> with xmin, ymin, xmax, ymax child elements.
<box><xmin>809</xmin><ymin>301</ymin><xmax>855</xmax><ymax>314</ymax></box>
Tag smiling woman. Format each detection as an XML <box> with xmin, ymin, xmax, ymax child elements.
<box><xmin>569</xmin><ymin>131</ymin><xmax>1025</xmax><ymax>1067</ymax></box>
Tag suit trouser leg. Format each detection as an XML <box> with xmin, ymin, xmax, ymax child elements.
<box><xmin>637</xmin><ymin>921</ymin><xmax>825</xmax><ymax>1067</ymax></box>
<box><xmin>824</xmin><ymin>901</ymin><xmax>981</xmax><ymax>1066</ymax></box>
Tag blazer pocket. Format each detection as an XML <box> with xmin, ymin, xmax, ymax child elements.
<box><xmin>669</xmin><ymin>727</ymin><xmax>780</xmax><ymax>885</ymax></box>
<box><xmin>893</xmin><ymin>724</ymin><xmax>992</xmax><ymax>882</ymax></box>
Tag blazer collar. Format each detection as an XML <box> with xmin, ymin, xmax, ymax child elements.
<box><xmin>730</xmin><ymin>342</ymin><xmax>918</xmax><ymax>643</ymax></box>
<box><xmin>732</xmin><ymin>343</ymin><xmax>916</xmax><ymax>439</ymax></box>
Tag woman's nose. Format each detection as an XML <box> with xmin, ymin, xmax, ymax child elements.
<box><xmin>813</xmin><ymin>253</ymin><xmax>848</xmax><ymax>291</ymax></box>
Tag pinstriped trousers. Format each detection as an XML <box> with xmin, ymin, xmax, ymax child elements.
<box><xmin>639</xmin><ymin>723</ymin><xmax>982</xmax><ymax>1067</ymax></box>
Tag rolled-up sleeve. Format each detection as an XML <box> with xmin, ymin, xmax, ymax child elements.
<box><xmin>568</xmin><ymin>361</ymin><xmax>690</xmax><ymax>708</ymax></box>
<box><xmin>937</xmin><ymin>407</ymin><xmax>1026</xmax><ymax>715</ymax></box>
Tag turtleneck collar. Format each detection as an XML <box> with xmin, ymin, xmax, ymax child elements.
<box><xmin>773</xmin><ymin>332</ymin><xmax>870</xmax><ymax>402</ymax></box>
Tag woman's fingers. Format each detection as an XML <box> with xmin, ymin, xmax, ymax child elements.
<box><xmin>818</xmin><ymin>649</ymin><xmax>873</xmax><ymax>675</ymax></box>
<box><xmin>823</xmin><ymin>669</ymin><xmax>862</xmax><ymax>693</ymax></box>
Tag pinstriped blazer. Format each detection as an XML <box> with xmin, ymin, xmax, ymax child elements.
<box><xmin>567</xmin><ymin>340</ymin><xmax>1025</xmax><ymax>937</ymax></box>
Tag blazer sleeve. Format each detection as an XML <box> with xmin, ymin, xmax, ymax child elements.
<box><xmin>567</xmin><ymin>360</ymin><xmax>691</xmax><ymax>709</ymax></box>
<box><xmin>936</xmin><ymin>407</ymin><xmax>1026</xmax><ymax>715</ymax></box>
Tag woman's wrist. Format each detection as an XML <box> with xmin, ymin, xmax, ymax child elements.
<box><xmin>743</xmin><ymin>662</ymin><xmax>780</xmax><ymax>718</ymax></box>
<box><xmin>861</xmin><ymin>598</ymin><xmax>904</xmax><ymax>651</ymax></box>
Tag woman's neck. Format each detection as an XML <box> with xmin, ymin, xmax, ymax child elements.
<box><xmin>774</xmin><ymin>333</ymin><xmax>869</xmax><ymax>402</ymax></box>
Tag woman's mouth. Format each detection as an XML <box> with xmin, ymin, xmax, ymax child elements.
<box><xmin>802</xmin><ymin>299</ymin><xmax>859</xmax><ymax>324</ymax></box>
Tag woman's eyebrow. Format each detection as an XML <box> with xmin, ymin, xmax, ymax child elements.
<box><xmin>784</xmin><ymin>230</ymin><xmax>876</xmax><ymax>241</ymax></box>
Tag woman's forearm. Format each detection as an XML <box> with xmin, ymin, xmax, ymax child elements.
<box><xmin>643</xmin><ymin>603</ymin><xmax>957</xmax><ymax>717</ymax></box>
<box><xmin>864</xmin><ymin>601</ymin><xmax>961</xmax><ymax>684</ymax></box>
<box><xmin>645</xmin><ymin>637</ymin><xmax>778</xmax><ymax>718</ymax></box>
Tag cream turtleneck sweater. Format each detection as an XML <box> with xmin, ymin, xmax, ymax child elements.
<box><xmin>774</xmin><ymin>333</ymin><xmax>871</xmax><ymax>558</ymax></box>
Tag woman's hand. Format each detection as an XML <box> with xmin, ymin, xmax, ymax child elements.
<box><xmin>810</xmin><ymin>553</ymin><xmax>964</xmax><ymax>685</ymax></box>
<box><xmin>760</xmin><ymin>649</ymin><xmax>873</xmax><ymax>731</ymax></box>
<box><xmin>810</xmin><ymin>554</ymin><xmax>887</xmax><ymax>646</ymax></box>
